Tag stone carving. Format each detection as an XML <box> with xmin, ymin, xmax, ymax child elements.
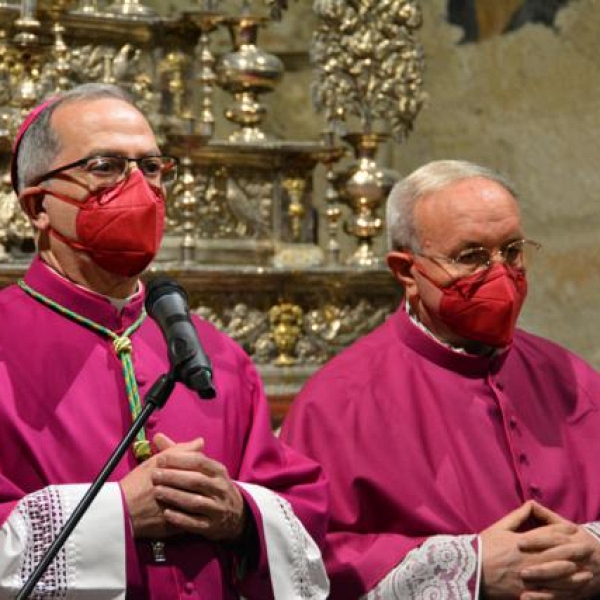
<box><xmin>191</xmin><ymin>296</ymin><xmax>393</xmax><ymax>366</ymax></box>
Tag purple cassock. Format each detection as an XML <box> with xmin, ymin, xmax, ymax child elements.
<box><xmin>0</xmin><ymin>256</ymin><xmax>328</xmax><ymax>599</ymax></box>
<box><xmin>280</xmin><ymin>304</ymin><xmax>600</xmax><ymax>598</ymax></box>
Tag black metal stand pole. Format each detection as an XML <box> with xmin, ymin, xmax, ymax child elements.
<box><xmin>16</xmin><ymin>373</ymin><xmax>176</xmax><ymax>600</ymax></box>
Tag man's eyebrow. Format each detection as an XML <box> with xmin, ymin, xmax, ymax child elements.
<box><xmin>454</xmin><ymin>233</ymin><xmax>525</xmax><ymax>248</ymax></box>
<box><xmin>79</xmin><ymin>149</ymin><xmax>162</xmax><ymax>157</ymax></box>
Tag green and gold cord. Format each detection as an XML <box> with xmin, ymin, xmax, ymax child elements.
<box><xmin>18</xmin><ymin>279</ymin><xmax>152</xmax><ymax>462</ymax></box>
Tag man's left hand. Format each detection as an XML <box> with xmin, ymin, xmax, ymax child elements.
<box><xmin>518</xmin><ymin>501</ymin><xmax>600</xmax><ymax>600</ymax></box>
<box><xmin>150</xmin><ymin>432</ymin><xmax>247</xmax><ymax>543</ymax></box>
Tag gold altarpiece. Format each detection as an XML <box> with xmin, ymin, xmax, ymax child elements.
<box><xmin>0</xmin><ymin>0</ymin><xmax>425</xmax><ymax>425</ymax></box>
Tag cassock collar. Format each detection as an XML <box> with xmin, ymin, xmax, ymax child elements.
<box><xmin>23</xmin><ymin>256</ymin><xmax>146</xmax><ymax>334</ymax></box>
<box><xmin>392</xmin><ymin>306</ymin><xmax>510</xmax><ymax>377</ymax></box>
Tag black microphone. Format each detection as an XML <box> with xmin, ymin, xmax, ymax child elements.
<box><xmin>145</xmin><ymin>276</ymin><xmax>216</xmax><ymax>399</ymax></box>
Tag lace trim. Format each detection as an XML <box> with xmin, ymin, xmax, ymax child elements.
<box><xmin>273</xmin><ymin>494</ymin><xmax>317</xmax><ymax>599</ymax></box>
<box><xmin>16</xmin><ymin>487</ymin><xmax>72</xmax><ymax>599</ymax></box>
<box><xmin>364</xmin><ymin>534</ymin><xmax>478</xmax><ymax>600</ymax></box>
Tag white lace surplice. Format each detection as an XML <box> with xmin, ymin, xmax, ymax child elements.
<box><xmin>0</xmin><ymin>482</ymin><xmax>328</xmax><ymax>600</ymax></box>
<box><xmin>0</xmin><ymin>483</ymin><xmax>125</xmax><ymax>599</ymax></box>
<box><xmin>362</xmin><ymin>534</ymin><xmax>481</xmax><ymax>600</ymax></box>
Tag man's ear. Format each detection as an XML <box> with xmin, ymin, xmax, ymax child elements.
<box><xmin>386</xmin><ymin>251</ymin><xmax>415</xmax><ymax>287</ymax></box>
<box><xmin>18</xmin><ymin>187</ymin><xmax>49</xmax><ymax>230</ymax></box>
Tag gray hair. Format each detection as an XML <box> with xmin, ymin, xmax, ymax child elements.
<box><xmin>16</xmin><ymin>83</ymin><xmax>135</xmax><ymax>193</ymax></box>
<box><xmin>385</xmin><ymin>159</ymin><xmax>518</xmax><ymax>252</ymax></box>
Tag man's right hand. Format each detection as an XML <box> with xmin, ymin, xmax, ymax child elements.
<box><xmin>480</xmin><ymin>501</ymin><xmax>593</xmax><ymax>599</ymax></box>
<box><xmin>119</xmin><ymin>433</ymin><xmax>205</xmax><ymax>539</ymax></box>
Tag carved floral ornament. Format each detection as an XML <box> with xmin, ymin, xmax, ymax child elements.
<box><xmin>192</xmin><ymin>298</ymin><xmax>393</xmax><ymax>366</ymax></box>
<box><xmin>311</xmin><ymin>0</ymin><xmax>427</xmax><ymax>141</ymax></box>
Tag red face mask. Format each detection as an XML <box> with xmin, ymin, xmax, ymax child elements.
<box><xmin>421</xmin><ymin>264</ymin><xmax>528</xmax><ymax>347</ymax></box>
<box><xmin>48</xmin><ymin>170</ymin><xmax>165</xmax><ymax>277</ymax></box>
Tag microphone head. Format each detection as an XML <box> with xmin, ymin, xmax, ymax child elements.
<box><xmin>145</xmin><ymin>276</ymin><xmax>188</xmax><ymax>317</ymax></box>
<box><xmin>144</xmin><ymin>276</ymin><xmax>216</xmax><ymax>400</ymax></box>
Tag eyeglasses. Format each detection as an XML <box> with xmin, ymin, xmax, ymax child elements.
<box><xmin>415</xmin><ymin>238</ymin><xmax>541</xmax><ymax>277</ymax></box>
<box><xmin>33</xmin><ymin>155</ymin><xmax>179</xmax><ymax>189</ymax></box>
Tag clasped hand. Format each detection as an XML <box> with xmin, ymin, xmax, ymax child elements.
<box><xmin>120</xmin><ymin>433</ymin><xmax>246</xmax><ymax>543</ymax></box>
<box><xmin>481</xmin><ymin>500</ymin><xmax>600</xmax><ymax>600</ymax></box>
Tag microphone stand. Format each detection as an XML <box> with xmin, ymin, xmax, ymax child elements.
<box><xmin>16</xmin><ymin>372</ymin><xmax>177</xmax><ymax>600</ymax></box>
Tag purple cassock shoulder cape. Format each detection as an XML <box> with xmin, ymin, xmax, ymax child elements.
<box><xmin>0</xmin><ymin>257</ymin><xmax>328</xmax><ymax>599</ymax></box>
<box><xmin>280</xmin><ymin>304</ymin><xmax>600</xmax><ymax>598</ymax></box>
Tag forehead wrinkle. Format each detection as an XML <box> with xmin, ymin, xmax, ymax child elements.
<box><xmin>50</xmin><ymin>98</ymin><xmax>159</xmax><ymax>163</ymax></box>
<box><xmin>72</xmin><ymin>149</ymin><xmax>162</xmax><ymax>159</ymax></box>
<box><xmin>415</xmin><ymin>180</ymin><xmax>522</xmax><ymax>254</ymax></box>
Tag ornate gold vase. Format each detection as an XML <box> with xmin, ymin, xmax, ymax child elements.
<box><xmin>270</xmin><ymin>302</ymin><xmax>303</xmax><ymax>366</ymax></box>
<box><xmin>216</xmin><ymin>13</ymin><xmax>283</xmax><ymax>143</ymax></box>
<box><xmin>336</xmin><ymin>132</ymin><xmax>398</xmax><ymax>266</ymax></box>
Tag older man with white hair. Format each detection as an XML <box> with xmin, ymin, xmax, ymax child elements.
<box><xmin>282</xmin><ymin>159</ymin><xmax>600</xmax><ymax>600</ymax></box>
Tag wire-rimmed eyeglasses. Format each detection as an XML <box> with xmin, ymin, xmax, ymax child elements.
<box><xmin>414</xmin><ymin>238</ymin><xmax>541</xmax><ymax>277</ymax></box>
<box><xmin>33</xmin><ymin>154</ymin><xmax>179</xmax><ymax>189</ymax></box>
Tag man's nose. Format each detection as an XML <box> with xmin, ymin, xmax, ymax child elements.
<box><xmin>490</xmin><ymin>249</ymin><xmax>506</xmax><ymax>264</ymax></box>
<box><xmin>125</xmin><ymin>159</ymin><xmax>140</xmax><ymax>175</ymax></box>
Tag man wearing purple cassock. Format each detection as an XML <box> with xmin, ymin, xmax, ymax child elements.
<box><xmin>0</xmin><ymin>83</ymin><xmax>329</xmax><ymax>599</ymax></box>
<box><xmin>281</xmin><ymin>160</ymin><xmax>600</xmax><ymax>599</ymax></box>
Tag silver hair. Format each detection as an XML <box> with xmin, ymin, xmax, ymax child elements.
<box><xmin>16</xmin><ymin>83</ymin><xmax>135</xmax><ymax>193</ymax></box>
<box><xmin>385</xmin><ymin>159</ymin><xmax>518</xmax><ymax>252</ymax></box>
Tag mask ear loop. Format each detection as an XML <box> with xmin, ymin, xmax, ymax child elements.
<box><xmin>412</xmin><ymin>256</ymin><xmax>459</xmax><ymax>290</ymax></box>
<box><xmin>414</xmin><ymin>258</ymin><xmax>503</xmax><ymax>301</ymax></box>
<box><xmin>47</xmin><ymin>225</ymin><xmax>89</xmax><ymax>253</ymax></box>
<box><xmin>40</xmin><ymin>188</ymin><xmax>91</xmax><ymax>209</ymax></box>
<box><xmin>35</xmin><ymin>186</ymin><xmax>97</xmax><ymax>254</ymax></box>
